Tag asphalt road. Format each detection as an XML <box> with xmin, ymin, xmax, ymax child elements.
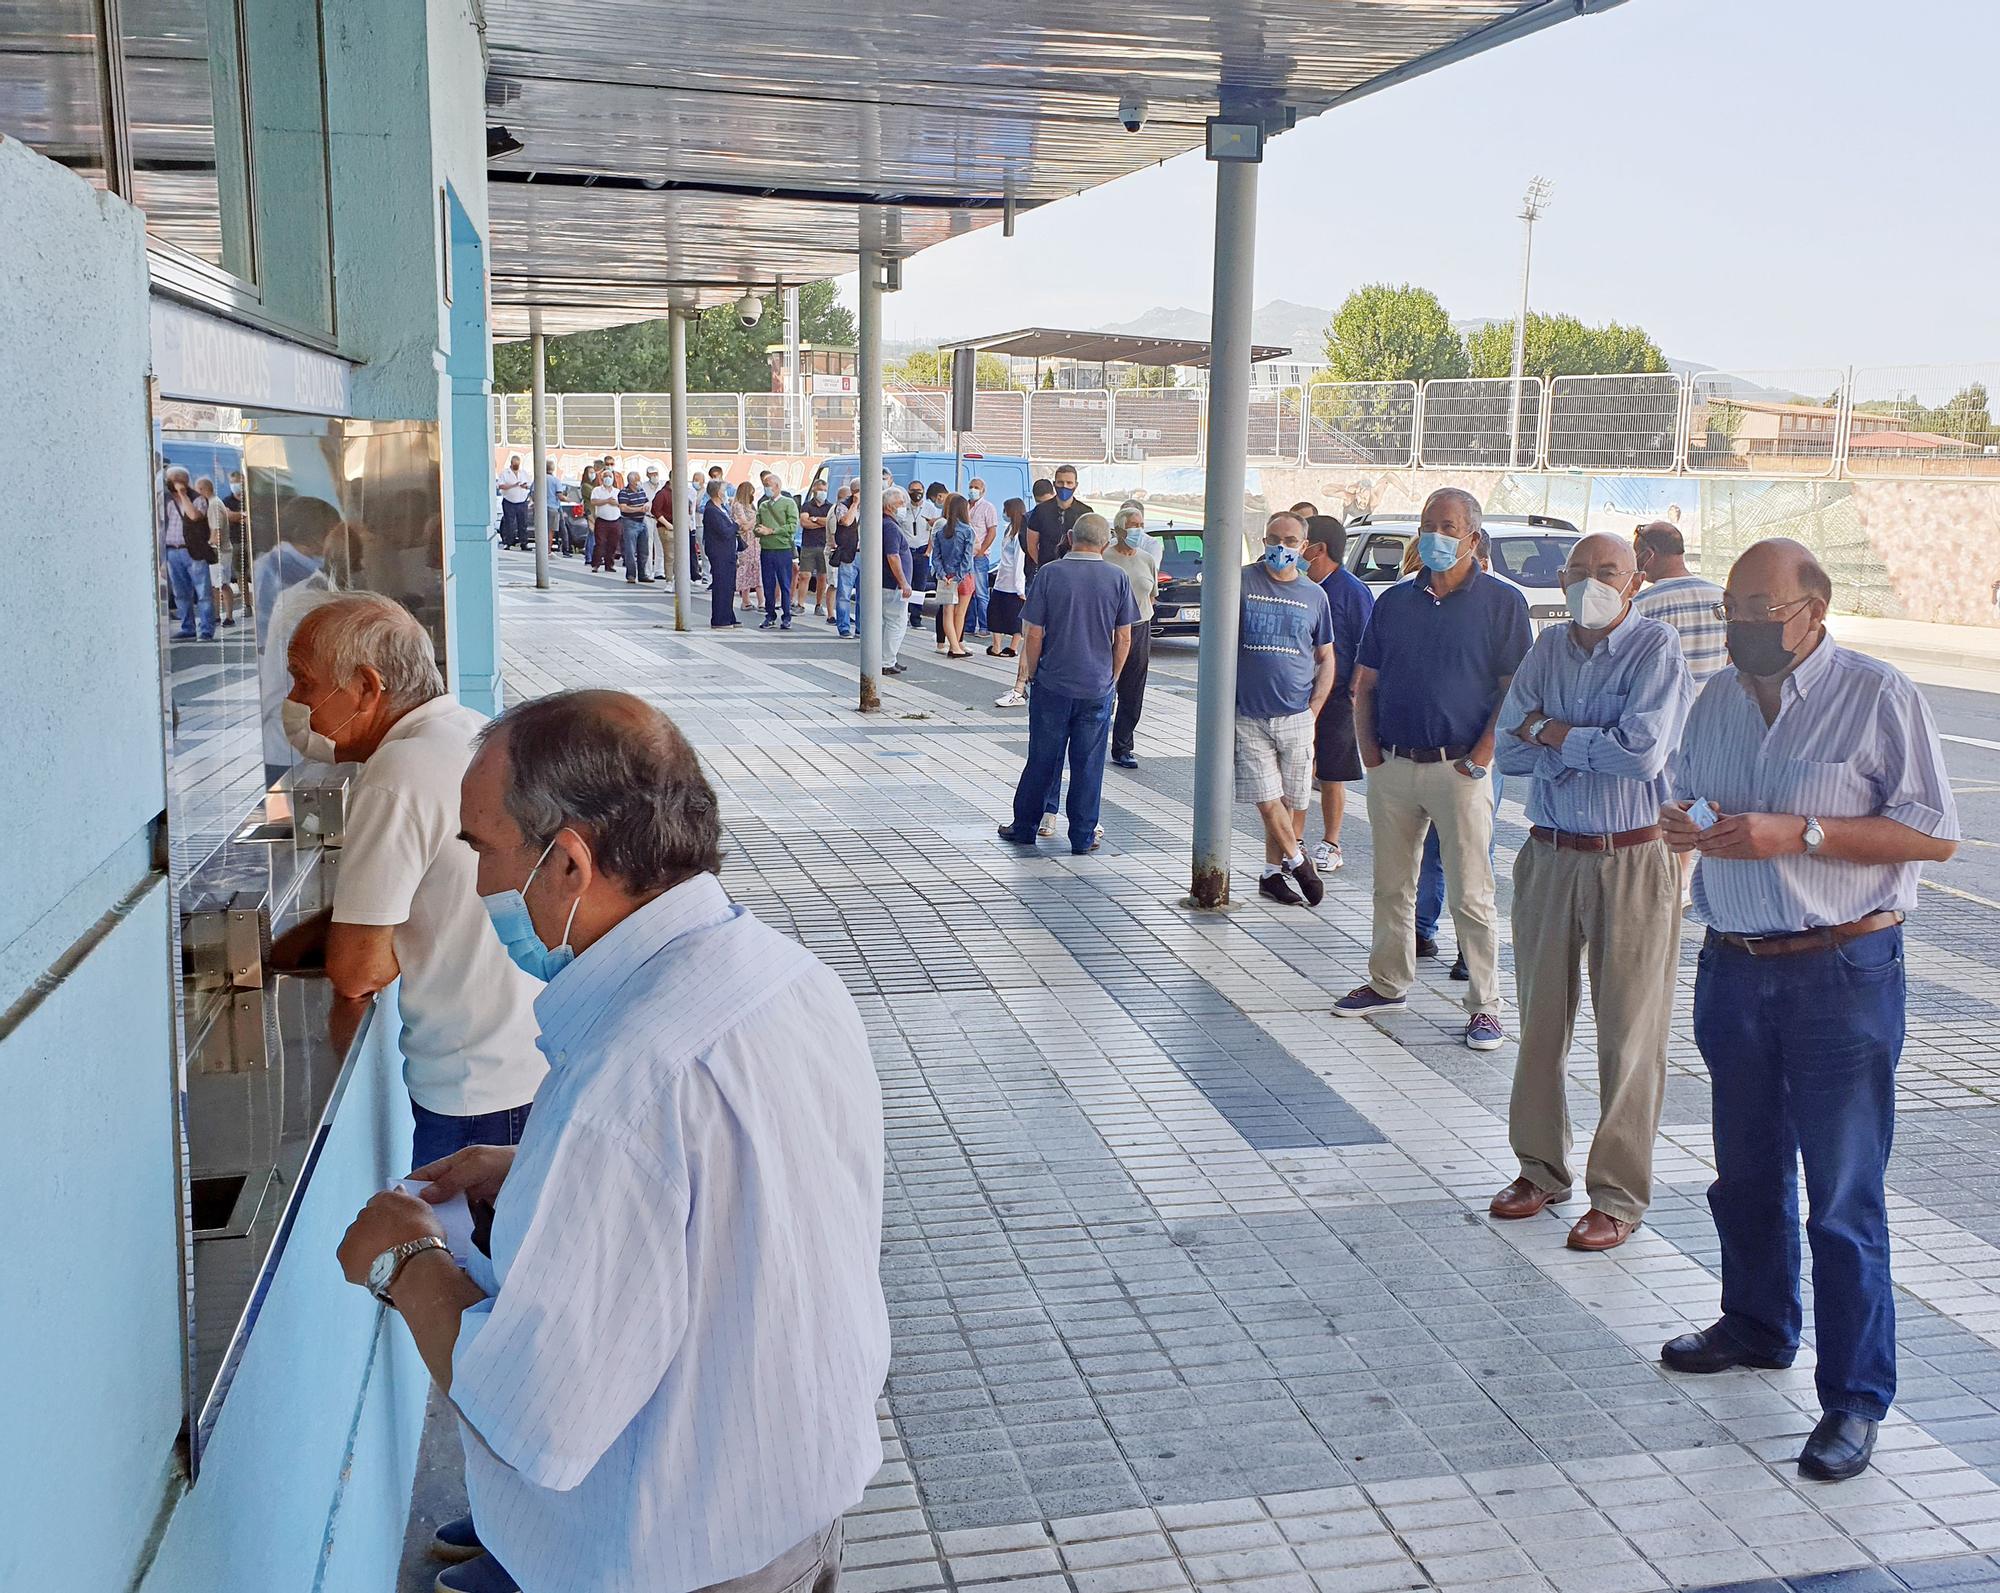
<box><xmin>1142</xmin><ymin>633</ymin><xmax>2000</xmax><ymax>910</ymax></box>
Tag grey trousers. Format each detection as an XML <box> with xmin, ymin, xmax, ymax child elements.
<box><xmin>1507</xmin><ymin>835</ymin><xmax>1681</xmax><ymax>1222</ymax></box>
<box><xmin>699</xmin><ymin>1521</ymin><xmax>843</xmax><ymax>1593</ymax></box>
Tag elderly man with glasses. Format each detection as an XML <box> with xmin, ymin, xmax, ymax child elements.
<box><xmin>1657</xmin><ymin>537</ymin><xmax>1957</xmax><ymax>1483</ymax></box>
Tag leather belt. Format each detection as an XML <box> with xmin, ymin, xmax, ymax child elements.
<box><xmin>1385</xmin><ymin>744</ymin><xmax>1473</xmax><ymax>764</ymax></box>
<box><xmin>1708</xmin><ymin>910</ymin><xmax>1905</xmax><ymax>958</ymax></box>
<box><xmin>1530</xmin><ymin>825</ymin><xmax>1662</xmax><ymax>853</ymax></box>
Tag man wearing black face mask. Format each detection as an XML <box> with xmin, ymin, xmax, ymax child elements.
<box><xmin>1658</xmin><ymin>537</ymin><xmax>1958</xmax><ymax>1484</ymax></box>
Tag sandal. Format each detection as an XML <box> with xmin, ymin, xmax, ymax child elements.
<box><xmin>948</xmin><ymin>650</ymin><xmax>972</xmax><ymax>659</ymax></box>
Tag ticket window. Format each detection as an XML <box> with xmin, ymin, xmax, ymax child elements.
<box><xmin>153</xmin><ymin>404</ymin><xmax>446</xmax><ymax>1457</ymax></box>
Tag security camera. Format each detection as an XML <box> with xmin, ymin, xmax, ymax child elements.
<box><xmin>735</xmin><ymin>292</ymin><xmax>764</xmax><ymax>329</ymax></box>
<box><xmin>1117</xmin><ymin>93</ymin><xmax>1147</xmax><ymax>133</ymax></box>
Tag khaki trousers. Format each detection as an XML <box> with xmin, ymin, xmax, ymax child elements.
<box><xmin>1364</xmin><ymin>755</ymin><xmax>1501</xmax><ymax>1015</ymax></box>
<box><xmin>699</xmin><ymin>1521</ymin><xmax>843</xmax><ymax>1593</ymax></box>
<box><xmin>1508</xmin><ymin>834</ymin><xmax>1681</xmax><ymax>1222</ymax></box>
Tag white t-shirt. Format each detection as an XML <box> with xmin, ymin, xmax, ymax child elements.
<box><xmin>333</xmin><ymin>698</ymin><xmax>546</xmax><ymax>1116</ymax></box>
<box><xmin>993</xmin><ymin>529</ymin><xmax>1027</xmax><ymax>595</ymax></box>
<box><xmin>591</xmin><ymin>484</ymin><xmax>621</xmax><ymax>522</ymax></box>
<box><xmin>497</xmin><ymin>467</ymin><xmax>532</xmax><ymax>504</ymax></box>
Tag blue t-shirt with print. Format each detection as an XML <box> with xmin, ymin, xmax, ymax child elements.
<box><xmin>1236</xmin><ymin>562</ymin><xmax>1334</xmax><ymax>719</ymax></box>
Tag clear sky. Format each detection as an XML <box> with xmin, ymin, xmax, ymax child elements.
<box><xmin>837</xmin><ymin>0</ymin><xmax>1997</xmax><ymax>375</ymax></box>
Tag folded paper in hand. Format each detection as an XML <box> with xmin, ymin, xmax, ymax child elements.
<box><xmin>391</xmin><ymin>1178</ymin><xmax>477</xmax><ymax>1268</ymax></box>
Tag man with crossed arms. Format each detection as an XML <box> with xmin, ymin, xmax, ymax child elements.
<box><xmin>1489</xmin><ymin>533</ymin><xmax>1692</xmax><ymax>1253</ymax></box>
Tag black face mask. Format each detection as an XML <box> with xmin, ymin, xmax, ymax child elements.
<box><xmin>1725</xmin><ymin>619</ymin><xmax>1799</xmax><ymax>679</ymax></box>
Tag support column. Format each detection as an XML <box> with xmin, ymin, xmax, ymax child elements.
<box><xmin>1189</xmin><ymin>154</ymin><xmax>1259</xmax><ymax>908</ymax></box>
<box><xmin>857</xmin><ymin>250</ymin><xmax>884</xmax><ymax>711</ymax></box>
<box><xmin>530</xmin><ymin>310</ymin><xmax>549</xmax><ymax>591</ymax></box>
<box><xmin>669</xmin><ymin>308</ymin><xmax>692</xmax><ymax>631</ymax></box>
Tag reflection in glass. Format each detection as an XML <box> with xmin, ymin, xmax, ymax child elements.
<box><xmin>0</xmin><ymin>0</ymin><xmax>110</xmax><ymax>187</ymax></box>
<box><xmin>155</xmin><ymin>404</ymin><xmax>445</xmax><ymax>1450</ymax></box>
<box><xmin>122</xmin><ymin>0</ymin><xmax>252</xmax><ymax>275</ymax></box>
<box><xmin>242</xmin><ymin>0</ymin><xmax>332</xmax><ymax>331</ymax></box>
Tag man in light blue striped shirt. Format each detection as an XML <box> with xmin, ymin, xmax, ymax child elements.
<box><xmin>1630</xmin><ymin>522</ymin><xmax>1727</xmax><ymax>684</ymax></box>
<box><xmin>1657</xmin><ymin>538</ymin><xmax>1957</xmax><ymax>1484</ymax></box>
<box><xmin>338</xmin><ymin>691</ymin><xmax>890</xmax><ymax>1593</ymax></box>
<box><xmin>1491</xmin><ymin>533</ymin><xmax>1693</xmax><ymax>1255</ymax></box>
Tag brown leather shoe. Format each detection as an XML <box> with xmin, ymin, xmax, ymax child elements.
<box><xmin>1489</xmin><ymin>1177</ymin><xmax>1569</xmax><ymax>1220</ymax></box>
<box><xmin>1567</xmin><ymin>1210</ymin><xmax>1640</xmax><ymax>1251</ymax></box>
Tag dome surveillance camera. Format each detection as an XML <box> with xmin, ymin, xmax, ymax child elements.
<box><xmin>735</xmin><ymin>292</ymin><xmax>764</xmax><ymax>329</ymax></box>
<box><xmin>1117</xmin><ymin>93</ymin><xmax>1147</xmax><ymax>133</ymax></box>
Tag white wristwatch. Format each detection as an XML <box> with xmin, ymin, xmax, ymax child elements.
<box><xmin>1803</xmin><ymin>816</ymin><xmax>1825</xmax><ymax>855</ymax></box>
<box><xmin>366</xmin><ymin>1235</ymin><xmax>450</xmax><ymax>1304</ymax></box>
<box><xmin>1529</xmin><ymin>716</ymin><xmax>1554</xmax><ymax>745</ymax></box>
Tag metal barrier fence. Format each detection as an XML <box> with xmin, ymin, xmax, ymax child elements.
<box><xmin>1305</xmin><ymin>379</ymin><xmax>1418</xmax><ymax>467</ymax></box>
<box><xmin>1420</xmin><ymin>377</ymin><xmax>1544</xmax><ymax>469</ymax></box>
<box><xmin>493</xmin><ymin>366</ymin><xmax>2000</xmax><ymax>482</ymax></box>
<box><xmin>1546</xmin><ymin>373</ymin><xmax>1683</xmax><ymax>473</ymax></box>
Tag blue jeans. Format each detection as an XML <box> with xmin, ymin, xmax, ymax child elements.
<box><xmin>1695</xmin><ymin>926</ymin><xmax>1904</xmax><ymax>1419</ymax></box>
<box><xmin>1417</xmin><ymin>770</ymin><xmax>1504</xmax><ymax>940</ymax></box>
<box><xmin>165</xmin><ymin>546</ymin><xmax>215</xmax><ymax>638</ymax></box>
<box><xmin>834</xmin><ymin>561</ymin><xmax>859</xmax><ymax>635</ymax></box>
<box><xmin>621</xmin><ymin>518</ymin><xmax>649</xmax><ymax>579</ymax></box>
<box><xmin>1011</xmin><ymin>684</ymin><xmax>1113</xmax><ymax>853</ymax></box>
<box><xmin>760</xmin><ymin>549</ymin><xmax>795</xmax><ymax>623</ymax></box>
<box><xmin>966</xmin><ymin>555</ymin><xmax>993</xmax><ymax>635</ymax></box>
<box><xmin>410</xmin><ymin>1099</ymin><xmax>534</xmax><ymax>1171</ymax></box>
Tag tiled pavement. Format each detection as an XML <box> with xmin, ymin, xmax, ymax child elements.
<box><xmin>403</xmin><ymin>557</ymin><xmax>2000</xmax><ymax>1592</ymax></box>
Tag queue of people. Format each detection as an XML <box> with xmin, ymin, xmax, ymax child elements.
<box><xmin>336</xmin><ymin>453</ymin><xmax>1949</xmax><ymax>1565</ymax></box>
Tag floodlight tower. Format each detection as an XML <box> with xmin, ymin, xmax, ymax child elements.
<box><xmin>1506</xmin><ymin>175</ymin><xmax>1553</xmax><ymax>470</ymax></box>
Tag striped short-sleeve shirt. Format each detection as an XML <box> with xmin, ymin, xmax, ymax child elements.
<box><xmin>1631</xmin><ymin>574</ymin><xmax>1728</xmax><ymax>683</ymax></box>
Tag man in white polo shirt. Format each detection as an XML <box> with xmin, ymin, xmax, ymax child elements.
<box><xmin>273</xmin><ymin>593</ymin><xmax>545</xmax><ymax>1169</ymax></box>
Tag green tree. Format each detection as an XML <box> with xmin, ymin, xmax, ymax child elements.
<box><xmin>1319</xmin><ymin>284</ymin><xmax>1468</xmax><ymax>383</ymax></box>
<box><xmin>885</xmin><ymin>350</ymin><xmax>1018</xmax><ymax>388</ymax></box>
<box><xmin>1463</xmin><ymin>312</ymin><xmax>1667</xmax><ymax>381</ymax></box>
<box><xmin>493</xmin><ymin>281</ymin><xmax>857</xmax><ymax>393</ymax></box>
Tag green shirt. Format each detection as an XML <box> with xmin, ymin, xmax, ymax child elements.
<box><xmin>755</xmin><ymin>494</ymin><xmax>799</xmax><ymax>551</ymax></box>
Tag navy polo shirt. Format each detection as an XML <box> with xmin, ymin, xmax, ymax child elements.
<box><xmin>1357</xmin><ymin>568</ymin><xmax>1531</xmax><ymax>750</ymax></box>
<box><xmin>1022</xmin><ymin>553</ymin><xmax>1139</xmax><ymax>700</ymax></box>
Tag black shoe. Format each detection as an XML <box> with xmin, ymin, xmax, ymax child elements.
<box><xmin>638</xmin><ymin>576</ymin><xmax>656</xmax><ymax>583</ymax></box>
<box><xmin>1111</xmin><ymin>752</ymin><xmax>1138</xmax><ymax>769</ymax></box>
<box><xmin>759</xmin><ymin>619</ymin><xmax>776</xmax><ymax>629</ymax></box>
<box><xmin>1259</xmin><ymin>871</ymin><xmax>1305</xmax><ymax>906</ymax></box>
<box><xmin>1415</xmin><ymin>935</ymin><xmax>1439</xmax><ymax>960</ymax></box>
<box><xmin>996</xmin><ymin>825</ymin><xmax>1037</xmax><ymax>848</ymax></box>
<box><xmin>1449</xmin><ymin>952</ymin><xmax>1468</xmax><ymax>981</ymax></box>
<box><xmin>1288</xmin><ymin>854</ymin><xmax>1325</xmax><ymax>907</ymax></box>
<box><xmin>1799</xmin><ymin>1411</ymin><xmax>1878</xmax><ymax>1481</ymax></box>
<box><xmin>883</xmin><ymin>664</ymin><xmax>906</xmax><ymax>675</ymax></box>
<box><xmin>1660</xmin><ymin>1324</ymin><xmax>1795</xmax><ymax>1375</ymax></box>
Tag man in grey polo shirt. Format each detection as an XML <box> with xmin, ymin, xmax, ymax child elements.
<box><xmin>997</xmin><ymin>513</ymin><xmax>1136</xmax><ymax>855</ymax></box>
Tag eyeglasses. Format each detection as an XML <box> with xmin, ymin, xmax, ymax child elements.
<box><xmin>1711</xmin><ymin>596</ymin><xmax>1814</xmax><ymax>623</ymax></box>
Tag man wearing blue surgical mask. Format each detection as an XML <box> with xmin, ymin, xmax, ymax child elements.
<box><xmin>1488</xmin><ymin>533</ymin><xmax>1693</xmax><ymax>1254</ymax></box>
<box><xmin>1025</xmin><ymin>463</ymin><xmax>1092</xmax><ymax>574</ymax></box>
<box><xmin>1335</xmin><ymin>487</ymin><xmax>1531</xmax><ymax>1053</ymax></box>
<box><xmin>1233</xmin><ymin>511</ymin><xmax>1337</xmax><ymax>906</ymax></box>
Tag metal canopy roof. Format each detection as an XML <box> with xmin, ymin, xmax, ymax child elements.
<box><xmin>482</xmin><ymin>0</ymin><xmax>1630</xmax><ymax>337</ymax></box>
<box><xmin>942</xmin><ymin>327</ymin><xmax>1291</xmax><ymax>369</ymax></box>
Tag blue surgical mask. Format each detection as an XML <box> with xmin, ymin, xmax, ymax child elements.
<box><xmin>1055</xmin><ymin>486</ymin><xmax>1075</xmax><ymax>503</ymax></box>
<box><xmin>1418</xmin><ymin>531</ymin><xmax>1463</xmax><ymax>572</ymax></box>
<box><xmin>1263</xmin><ymin>545</ymin><xmax>1300</xmax><ymax>573</ymax></box>
<box><xmin>480</xmin><ymin>833</ymin><xmax>580</xmax><ymax>982</ymax></box>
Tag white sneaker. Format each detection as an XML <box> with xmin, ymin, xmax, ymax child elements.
<box><xmin>1095</xmin><ymin>824</ymin><xmax>1105</xmax><ymax>841</ymax></box>
<box><xmin>1037</xmin><ymin>815</ymin><xmax>1057</xmax><ymax>838</ymax></box>
<box><xmin>1309</xmin><ymin>840</ymin><xmax>1344</xmax><ymax>873</ymax></box>
<box><xmin>995</xmin><ymin>688</ymin><xmax>1026</xmax><ymax>708</ymax></box>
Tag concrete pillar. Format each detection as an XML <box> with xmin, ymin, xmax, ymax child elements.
<box><xmin>530</xmin><ymin>311</ymin><xmax>549</xmax><ymax>591</ymax></box>
<box><xmin>670</xmin><ymin>308</ymin><xmax>693</xmax><ymax>631</ymax></box>
<box><xmin>857</xmin><ymin>250</ymin><xmax>884</xmax><ymax>711</ymax></box>
<box><xmin>1189</xmin><ymin>155</ymin><xmax>1259</xmax><ymax>908</ymax></box>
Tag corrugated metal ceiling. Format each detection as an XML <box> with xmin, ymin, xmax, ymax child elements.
<box><xmin>483</xmin><ymin>1</ymin><xmax>1627</xmax><ymax>336</ymax></box>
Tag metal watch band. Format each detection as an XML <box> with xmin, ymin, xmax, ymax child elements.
<box><xmin>371</xmin><ymin>1235</ymin><xmax>450</xmax><ymax>1303</ymax></box>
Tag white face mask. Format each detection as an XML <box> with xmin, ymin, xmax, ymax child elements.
<box><xmin>1564</xmin><ymin>576</ymin><xmax>1629</xmax><ymax>630</ymax></box>
<box><xmin>282</xmin><ymin>686</ymin><xmax>360</xmax><ymax>763</ymax></box>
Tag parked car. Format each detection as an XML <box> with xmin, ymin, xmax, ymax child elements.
<box><xmin>1151</xmin><ymin>525</ymin><xmax>1208</xmax><ymax>635</ymax></box>
<box><xmin>1340</xmin><ymin>512</ymin><xmax>1581</xmax><ymax>632</ymax></box>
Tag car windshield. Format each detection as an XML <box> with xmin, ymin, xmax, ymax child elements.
<box><xmin>1490</xmin><ymin>535</ymin><xmax>1576</xmax><ymax>588</ymax></box>
<box><xmin>1158</xmin><ymin>532</ymin><xmax>1203</xmax><ymax>578</ymax></box>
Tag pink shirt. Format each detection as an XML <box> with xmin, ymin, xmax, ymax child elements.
<box><xmin>968</xmin><ymin>497</ymin><xmax>1001</xmax><ymax>559</ymax></box>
